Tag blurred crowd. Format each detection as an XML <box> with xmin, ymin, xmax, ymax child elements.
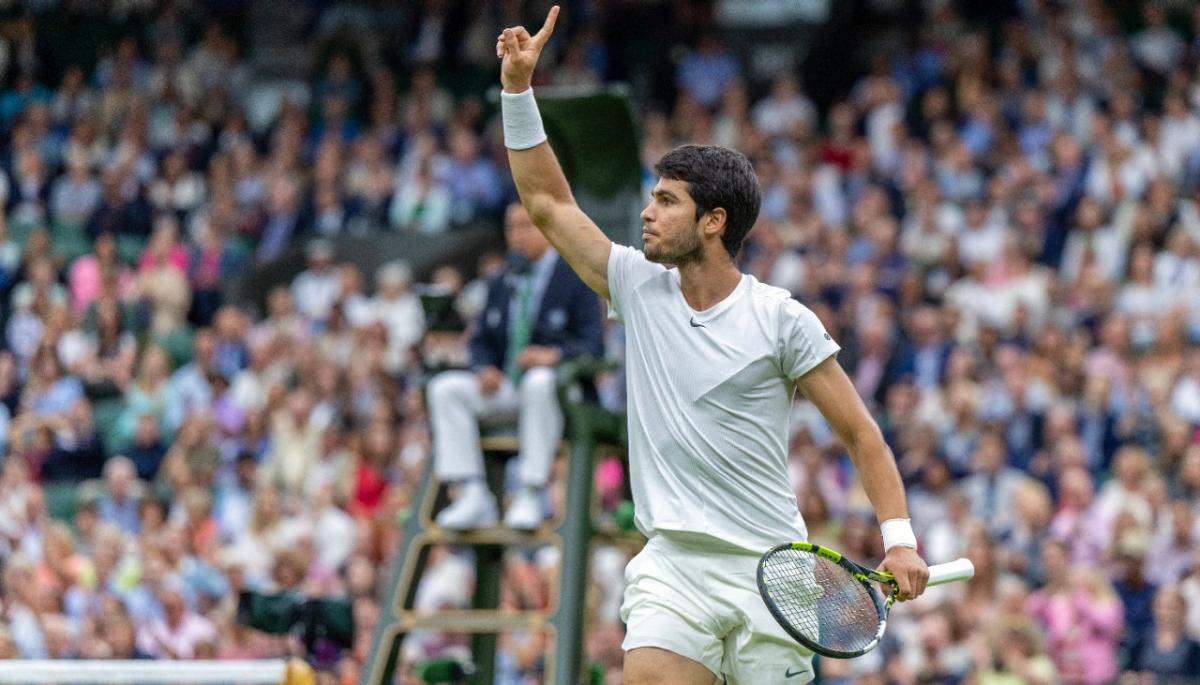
<box><xmin>727</xmin><ymin>2</ymin><xmax>1200</xmax><ymax>684</ymax></box>
<box><xmin>2</xmin><ymin>1</ymin><xmax>1200</xmax><ymax>685</ymax></box>
<box><xmin>0</xmin><ymin>1</ymin><xmax>527</xmax><ymax>684</ymax></box>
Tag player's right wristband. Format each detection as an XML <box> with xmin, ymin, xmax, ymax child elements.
<box><xmin>501</xmin><ymin>87</ymin><xmax>548</xmax><ymax>150</ymax></box>
<box><xmin>881</xmin><ymin>518</ymin><xmax>918</xmax><ymax>551</ymax></box>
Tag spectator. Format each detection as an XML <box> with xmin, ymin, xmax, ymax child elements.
<box><xmin>1132</xmin><ymin>585</ymin><xmax>1200</xmax><ymax>680</ymax></box>
<box><xmin>68</xmin><ymin>232</ymin><xmax>136</xmax><ymax>315</ymax></box>
<box><xmin>1147</xmin><ymin>501</ymin><xmax>1200</xmax><ymax>588</ymax></box>
<box><xmin>1113</xmin><ymin>532</ymin><xmax>1160</xmax><ymax>671</ymax></box>
<box><xmin>675</xmin><ymin>32</ymin><xmax>740</xmax><ymax>110</ymax></box>
<box><xmin>1171</xmin><ymin>347</ymin><xmax>1200</xmax><ymax>426</ymax></box>
<box><xmin>290</xmin><ymin>239</ymin><xmax>341</xmax><ymax>325</ymax></box>
<box><xmin>40</xmin><ymin>399</ymin><xmax>105</xmax><ymax>483</ymax></box>
<box><xmin>371</xmin><ymin>261</ymin><xmax>424</xmax><ymax>373</ymax></box>
<box><xmin>138</xmin><ymin>216</ymin><xmax>192</xmax><ymax>335</ymax></box>
<box><xmin>335</xmin><ymin>264</ymin><xmax>373</xmax><ymax>329</ymax></box>
<box><xmin>21</xmin><ymin>344</ymin><xmax>84</xmax><ymax>420</ymax></box>
<box><xmin>114</xmin><ymin>346</ymin><xmax>174</xmax><ymax>451</ymax></box>
<box><xmin>960</xmin><ymin>428</ymin><xmax>1030</xmax><ymax>539</ymax></box>
<box><xmin>97</xmin><ymin>456</ymin><xmax>144</xmax><ymax>535</ymax></box>
<box><xmin>1050</xmin><ymin>467</ymin><xmax>1109</xmax><ymax>565</ymax></box>
<box><xmin>975</xmin><ymin>622</ymin><xmax>1059</xmax><ymax>685</ymax></box>
<box><xmin>1131</xmin><ymin>3</ymin><xmax>1185</xmax><ymax>77</ymax></box>
<box><xmin>136</xmin><ymin>578</ymin><xmax>218</xmax><ymax>659</ymax></box>
<box><xmin>148</xmin><ymin>149</ymin><xmax>206</xmax><ymax>220</ymax></box>
<box><xmin>188</xmin><ymin>218</ymin><xmax>245</xmax><ymax>327</ymax></box>
<box><xmin>444</xmin><ymin>126</ymin><xmax>503</xmax><ymax>224</ymax></box>
<box><xmin>255</xmin><ymin>176</ymin><xmax>304</xmax><ymax>263</ymax></box>
<box><xmin>77</xmin><ymin>295</ymin><xmax>138</xmax><ymax>391</ymax></box>
<box><xmin>166</xmin><ymin>329</ymin><xmax>217</xmax><ymax>431</ymax></box>
<box><xmin>389</xmin><ymin>153</ymin><xmax>451</xmax><ymax>234</ymax></box>
<box><xmin>258</xmin><ymin>387</ymin><xmax>324</xmax><ymax>500</ymax></box>
<box><xmin>752</xmin><ymin>74</ymin><xmax>816</xmax><ymax>139</ymax></box>
<box><xmin>127</xmin><ymin>413</ymin><xmax>168</xmax><ymax>482</ymax></box>
<box><xmin>1026</xmin><ymin>541</ymin><xmax>1124</xmax><ymax>684</ymax></box>
<box><xmin>51</xmin><ymin>149</ymin><xmax>102</xmax><ymax>228</ymax></box>
<box><xmin>85</xmin><ymin>169</ymin><xmax>152</xmax><ymax>240</ymax></box>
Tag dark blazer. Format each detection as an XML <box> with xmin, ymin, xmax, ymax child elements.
<box><xmin>469</xmin><ymin>254</ymin><xmax>604</xmax><ymax>371</ymax></box>
<box><xmin>884</xmin><ymin>339</ymin><xmax>953</xmax><ymax>393</ymax></box>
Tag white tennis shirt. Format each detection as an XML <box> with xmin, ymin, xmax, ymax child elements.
<box><xmin>608</xmin><ymin>244</ymin><xmax>841</xmax><ymax>553</ymax></box>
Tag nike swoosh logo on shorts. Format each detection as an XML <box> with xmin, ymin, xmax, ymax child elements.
<box><xmin>785</xmin><ymin>666</ymin><xmax>808</xmax><ymax>678</ymax></box>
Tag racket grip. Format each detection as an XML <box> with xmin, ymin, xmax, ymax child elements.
<box><xmin>928</xmin><ymin>558</ymin><xmax>974</xmax><ymax>586</ymax></box>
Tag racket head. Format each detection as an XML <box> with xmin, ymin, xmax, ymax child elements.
<box><xmin>756</xmin><ymin>542</ymin><xmax>892</xmax><ymax>659</ymax></box>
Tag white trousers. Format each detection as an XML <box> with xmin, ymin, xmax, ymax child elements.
<box><xmin>427</xmin><ymin>366</ymin><xmax>563</xmax><ymax>488</ymax></box>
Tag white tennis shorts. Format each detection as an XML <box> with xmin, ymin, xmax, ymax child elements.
<box><xmin>620</xmin><ymin>532</ymin><xmax>815</xmax><ymax>684</ymax></box>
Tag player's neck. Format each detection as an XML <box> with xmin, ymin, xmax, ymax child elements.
<box><xmin>677</xmin><ymin>257</ymin><xmax>742</xmax><ymax>311</ymax></box>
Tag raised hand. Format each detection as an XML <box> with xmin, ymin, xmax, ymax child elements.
<box><xmin>496</xmin><ymin>5</ymin><xmax>559</xmax><ymax>93</ymax></box>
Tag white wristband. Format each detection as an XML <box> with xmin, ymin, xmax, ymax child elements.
<box><xmin>501</xmin><ymin>87</ymin><xmax>548</xmax><ymax>150</ymax></box>
<box><xmin>881</xmin><ymin>518</ymin><xmax>918</xmax><ymax>551</ymax></box>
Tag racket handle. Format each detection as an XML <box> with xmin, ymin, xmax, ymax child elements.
<box><xmin>928</xmin><ymin>558</ymin><xmax>974</xmax><ymax>586</ymax></box>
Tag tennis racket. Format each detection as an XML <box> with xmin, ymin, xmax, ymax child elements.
<box><xmin>757</xmin><ymin>542</ymin><xmax>974</xmax><ymax>659</ymax></box>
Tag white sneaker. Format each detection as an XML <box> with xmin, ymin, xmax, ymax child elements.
<box><xmin>436</xmin><ymin>481</ymin><xmax>498</xmax><ymax>530</ymax></box>
<box><xmin>503</xmin><ymin>489</ymin><xmax>545</xmax><ymax>530</ymax></box>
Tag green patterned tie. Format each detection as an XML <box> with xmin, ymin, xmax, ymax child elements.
<box><xmin>505</xmin><ymin>274</ymin><xmax>534</xmax><ymax>382</ymax></box>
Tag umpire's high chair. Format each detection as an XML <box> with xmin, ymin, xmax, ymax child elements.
<box><xmin>360</xmin><ymin>359</ymin><xmax>635</xmax><ymax>685</ymax></box>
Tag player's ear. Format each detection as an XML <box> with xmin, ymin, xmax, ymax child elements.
<box><xmin>704</xmin><ymin>207</ymin><xmax>728</xmax><ymax>239</ymax></box>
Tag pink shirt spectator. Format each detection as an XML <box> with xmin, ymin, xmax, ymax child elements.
<box><xmin>136</xmin><ymin>611</ymin><xmax>218</xmax><ymax>658</ymax></box>
<box><xmin>1048</xmin><ymin>506</ymin><xmax>1111</xmax><ymax>565</ymax></box>
<box><xmin>1026</xmin><ymin>584</ymin><xmax>1123</xmax><ymax>684</ymax></box>
<box><xmin>68</xmin><ymin>256</ymin><xmax>135</xmax><ymax>314</ymax></box>
<box><xmin>138</xmin><ymin>243</ymin><xmax>189</xmax><ymax>275</ymax></box>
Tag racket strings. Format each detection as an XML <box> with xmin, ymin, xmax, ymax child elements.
<box><xmin>760</xmin><ymin>549</ymin><xmax>884</xmax><ymax>654</ymax></box>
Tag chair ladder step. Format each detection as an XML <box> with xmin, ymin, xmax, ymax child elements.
<box><xmin>398</xmin><ymin>610</ymin><xmax>550</xmax><ymax>633</ymax></box>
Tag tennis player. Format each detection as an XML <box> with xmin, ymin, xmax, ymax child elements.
<box><xmin>497</xmin><ymin>7</ymin><xmax>930</xmax><ymax>684</ymax></box>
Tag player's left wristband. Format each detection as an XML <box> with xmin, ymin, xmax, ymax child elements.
<box><xmin>501</xmin><ymin>87</ymin><xmax>548</xmax><ymax>150</ymax></box>
<box><xmin>881</xmin><ymin>518</ymin><xmax>917</xmax><ymax>551</ymax></box>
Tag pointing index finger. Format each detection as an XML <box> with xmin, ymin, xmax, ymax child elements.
<box><xmin>532</xmin><ymin>5</ymin><xmax>560</xmax><ymax>48</ymax></box>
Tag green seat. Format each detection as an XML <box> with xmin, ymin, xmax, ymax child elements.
<box><xmin>154</xmin><ymin>326</ymin><xmax>195</xmax><ymax>369</ymax></box>
<box><xmin>229</xmin><ymin>235</ymin><xmax>254</xmax><ymax>261</ymax></box>
<box><xmin>7</xmin><ymin>217</ymin><xmax>39</xmax><ymax>247</ymax></box>
<box><xmin>92</xmin><ymin>397</ymin><xmax>126</xmax><ymax>455</ymax></box>
<box><xmin>50</xmin><ymin>221</ymin><xmax>91</xmax><ymax>264</ymax></box>
<box><xmin>44</xmin><ymin>482</ymin><xmax>79</xmax><ymax>523</ymax></box>
<box><xmin>116</xmin><ymin>234</ymin><xmax>146</xmax><ymax>266</ymax></box>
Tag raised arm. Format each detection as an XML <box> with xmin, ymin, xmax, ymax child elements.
<box><xmin>497</xmin><ymin>5</ymin><xmax>612</xmax><ymax>299</ymax></box>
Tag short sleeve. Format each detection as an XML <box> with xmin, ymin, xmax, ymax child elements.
<box><xmin>779</xmin><ymin>298</ymin><xmax>841</xmax><ymax>380</ymax></box>
<box><xmin>606</xmin><ymin>243</ymin><xmax>666</xmax><ymax>323</ymax></box>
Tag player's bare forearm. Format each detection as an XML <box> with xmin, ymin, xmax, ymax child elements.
<box><xmin>795</xmin><ymin>358</ymin><xmax>909</xmax><ymax>522</ymax></box>
<box><xmin>498</xmin><ymin>5</ymin><xmax>612</xmax><ymax>298</ymax></box>
<box><xmin>509</xmin><ymin>142</ymin><xmax>573</xmax><ymax>212</ymax></box>
<box><xmin>508</xmin><ymin>144</ymin><xmax>612</xmax><ymax>297</ymax></box>
<box><xmin>797</xmin><ymin>358</ymin><xmax>929</xmax><ymax>597</ymax></box>
<box><xmin>845</xmin><ymin>424</ymin><xmax>909</xmax><ymax>523</ymax></box>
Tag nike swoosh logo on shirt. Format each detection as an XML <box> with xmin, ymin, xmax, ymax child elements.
<box><xmin>785</xmin><ymin>666</ymin><xmax>809</xmax><ymax>678</ymax></box>
<box><xmin>689</xmin><ymin>317</ymin><xmax>705</xmax><ymax>328</ymax></box>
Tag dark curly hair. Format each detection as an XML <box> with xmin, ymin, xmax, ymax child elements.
<box><xmin>653</xmin><ymin>144</ymin><xmax>762</xmax><ymax>260</ymax></box>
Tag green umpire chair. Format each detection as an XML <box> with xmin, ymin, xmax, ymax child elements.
<box><xmin>360</xmin><ymin>358</ymin><xmax>634</xmax><ymax>685</ymax></box>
